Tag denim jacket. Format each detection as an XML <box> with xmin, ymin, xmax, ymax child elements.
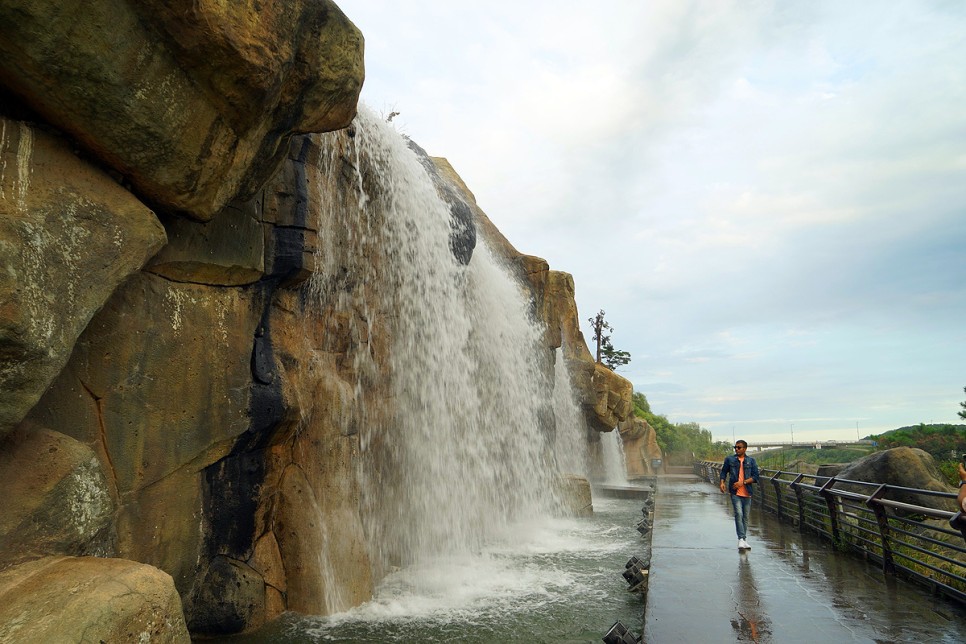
<box><xmin>720</xmin><ymin>454</ymin><xmax>760</xmax><ymax>496</ymax></box>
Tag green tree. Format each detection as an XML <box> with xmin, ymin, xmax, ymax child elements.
<box><xmin>632</xmin><ymin>392</ymin><xmax>651</xmax><ymax>416</ymax></box>
<box><xmin>587</xmin><ymin>309</ymin><xmax>631</xmax><ymax>370</ymax></box>
<box><xmin>959</xmin><ymin>386</ymin><xmax>966</xmax><ymax>420</ymax></box>
<box><xmin>872</xmin><ymin>423</ymin><xmax>964</xmax><ymax>459</ymax></box>
<box><xmin>630</xmin><ymin>392</ymin><xmax>725</xmax><ymax>461</ymax></box>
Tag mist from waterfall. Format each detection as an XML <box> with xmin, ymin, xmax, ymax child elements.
<box><xmin>309</xmin><ymin>106</ymin><xmax>561</xmax><ymax>573</ymax></box>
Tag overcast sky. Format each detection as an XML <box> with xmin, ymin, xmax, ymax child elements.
<box><xmin>336</xmin><ymin>0</ymin><xmax>966</xmax><ymax>444</ymax></box>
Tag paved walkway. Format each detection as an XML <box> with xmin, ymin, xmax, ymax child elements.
<box><xmin>643</xmin><ymin>473</ymin><xmax>966</xmax><ymax>643</ymax></box>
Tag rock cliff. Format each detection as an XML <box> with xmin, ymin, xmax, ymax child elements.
<box><xmin>0</xmin><ymin>0</ymin><xmax>637</xmax><ymax>638</ymax></box>
<box><xmin>618</xmin><ymin>415</ymin><xmax>664</xmax><ymax>478</ymax></box>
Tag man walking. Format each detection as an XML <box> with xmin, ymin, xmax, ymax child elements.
<box><xmin>720</xmin><ymin>440</ymin><xmax>760</xmax><ymax>551</ymax></box>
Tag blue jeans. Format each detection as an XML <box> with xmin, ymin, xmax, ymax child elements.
<box><xmin>730</xmin><ymin>494</ymin><xmax>752</xmax><ymax>540</ymax></box>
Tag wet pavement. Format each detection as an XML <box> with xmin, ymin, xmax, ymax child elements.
<box><xmin>643</xmin><ymin>473</ymin><xmax>966</xmax><ymax>643</ymax></box>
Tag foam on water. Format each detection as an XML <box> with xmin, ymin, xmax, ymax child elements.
<box><xmin>296</xmin><ymin>498</ymin><xmax>637</xmax><ymax>637</ymax></box>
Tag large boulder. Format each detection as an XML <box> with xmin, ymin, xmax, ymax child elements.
<box><xmin>589</xmin><ymin>363</ymin><xmax>634</xmax><ymax>432</ymax></box>
<box><xmin>0</xmin><ymin>0</ymin><xmax>364</xmax><ymax>219</ymax></box>
<box><xmin>31</xmin><ymin>273</ymin><xmax>259</xmax><ymax>499</ymax></box>
<box><xmin>0</xmin><ymin>424</ymin><xmax>115</xmax><ymax>565</ymax></box>
<box><xmin>0</xmin><ymin>556</ymin><xmax>189</xmax><ymax>643</ymax></box>
<box><xmin>0</xmin><ymin>117</ymin><xmax>165</xmax><ymax>439</ymax></box>
<box><xmin>835</xmin><ymin>447</ymin><xmax>956</xmax><ymax>512</ymax></box>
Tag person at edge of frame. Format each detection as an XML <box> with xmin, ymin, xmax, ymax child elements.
<box><xmin>719</xmin><ymin>439</ymin><xmax>760</xmax><ymax>551</ymax></box>
<box><xmin>958</xmin><ymin>461</ymin><xmax>966</xmax><ymax>513</ymax></box>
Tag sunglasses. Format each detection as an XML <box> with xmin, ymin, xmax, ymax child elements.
<box><xmin>733</xmin><ymin>445</ymin><xmax>746</xmax><ymax>450</ymax></box>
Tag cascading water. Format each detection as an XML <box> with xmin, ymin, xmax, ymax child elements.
<box><xmin>601</xmin><ymin>429</ymin><xmax>629</xmax><ymax>485</ymax></box>
<box><xmin>309</xmin><ymin>106</ymin><xmax>562</xmax><ymax>574</ymax></box>
<box><xmin>552</xmin><ymin>348</ymin><xmax>590</xmax><ymax>478</ymax></box>
<box><xmin>227</xmin><ymin>106</ymin><xmax>654</xmax><ymax>643</ymax></box>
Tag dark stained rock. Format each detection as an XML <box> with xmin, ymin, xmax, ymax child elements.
<box><xmin>185</xmin><ymin>556</ymin><xmax>266</xmax><ymax>636</ymax></box>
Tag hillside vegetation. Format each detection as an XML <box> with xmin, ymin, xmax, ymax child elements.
<box><xmin>753</xmin><ymin>445</ymin><xmax>876</xmax><ymax>471</ymax></box>
<box><xmin>870</xmin><ymin>423</ymin><xmax>963</xmax><ymax>460</ymax></box>
<box><xmin>870</xmin><ymin>423</ymin><xmax>964</xmax><ymax>483</ymax></box>
<box><xmin>634</xmin><ymin>399</ymin><xmax>964</xmax><ymax>484</ymax></box>
<box><xmin>632</xmin><ymin>393</ymin><xmax>731</xmax><ymax>463</ymax></box>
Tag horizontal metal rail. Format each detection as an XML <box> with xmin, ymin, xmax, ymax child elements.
<box><xmin>697</xmin><ymin>461</ymin><xmax>966</xmax><ymax>606</ymax></box>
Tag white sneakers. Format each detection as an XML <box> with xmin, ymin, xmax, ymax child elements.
<box><xmin>738</xmin><ymin>539</ymin><xmax>751</xmax><ymax>550</ymax></box>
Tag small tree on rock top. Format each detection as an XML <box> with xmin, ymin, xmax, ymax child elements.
<box><xmin>588</xmin><ymin>309</ymin><xmax>631</xmax><ymax>370</ymax></box>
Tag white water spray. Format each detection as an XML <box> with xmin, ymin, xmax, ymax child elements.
<box><xmin>552</xmin><ymin>348</ymin><xmax>589</xmax><ymax>477</ymax></box>
<box><xmin>310</xmin><ymin>106</ymin><xmax>561</xmax><ymax>571</ymax></box>
<box><xmin>600</xmin><ymin>430</ymin><xmax>628</xmax><ymax>485</ymax></box>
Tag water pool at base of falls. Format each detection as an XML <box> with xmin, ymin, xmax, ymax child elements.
<box><xmin>225</xmin><ymin>496</ymin><xmax>648</xmax><ymax>644</ymax></box>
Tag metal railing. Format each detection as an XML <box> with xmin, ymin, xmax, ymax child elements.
<box><xmin>696</xmin><ymin>461</ymin><xmax>966</xmax><ymax>605</ymax></box>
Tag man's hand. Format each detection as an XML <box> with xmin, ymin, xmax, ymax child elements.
<box><xmin>719</xmin><ymin>480</ymin><xmax>726</xmax><ymax>493</ymax></box>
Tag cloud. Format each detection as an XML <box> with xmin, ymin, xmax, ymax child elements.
<box><xmin>337</xmin><ymin>0</ymin><xmax>966</xmax><ymax>440</ymax></box>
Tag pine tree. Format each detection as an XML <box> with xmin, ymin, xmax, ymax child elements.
<box><xmin>587</xmin><ymin>309</ymin><xmax>631</xmax><ymax>370</ymax></box>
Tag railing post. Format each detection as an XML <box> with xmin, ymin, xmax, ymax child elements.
<box><xmin>817</xmin><ymin>477</ymin><xmax>841</xmax><ymax>544</ymax></box>
<box><xmin>771</xmin><ymin>473</ymin><xmax>784</xmax><ymax>520</ymax></box>
<box><xmin>789</xmin><ymin>473</ymin><xmax>806</xmax><ymax>529</ymax></box>
<box><xmin>867</xmin><ymin>484</ymin><xmax>896</xmax><ymax>575</ymax></box>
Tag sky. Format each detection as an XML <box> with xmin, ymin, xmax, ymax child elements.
<box><xmin>335</xmin><ymin>0</ymin><xmax>966</xmax><ymax>444</ymax></box>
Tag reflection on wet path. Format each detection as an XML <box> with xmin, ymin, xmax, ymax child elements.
<box><xmin>644</xmin><ymin>474</ymin><xmax>966</xmax><ymax>643</ymax></box>
<box><xmin>731</xmin><ymin>556</ymin><xmax>769</xmax><ymax>642</ymax></box>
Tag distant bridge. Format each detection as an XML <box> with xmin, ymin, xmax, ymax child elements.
<box><xmin>746</xmin><ymin>439</ymin><xmax>876</xmax><ymax>451</ymax></box>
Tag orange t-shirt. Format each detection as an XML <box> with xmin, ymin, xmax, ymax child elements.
<box><xmin>736</xmin><ymin>456</ymin><xmax>750</xmax><ymax>497</ymax></box>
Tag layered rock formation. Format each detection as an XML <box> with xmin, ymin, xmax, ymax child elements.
<box><xmin>618</xmin><ymin>415</ymin><xmax>664</xmax><ymax>478</ymax></box>
<box><xmin>0</xmin><ymin>0</ymin><xmax>640</xmax><ymax>638</ymax></box>
<box><xmin>1</xmin><ymin>1</ymin><xmax>366</xmax><ymax>638</ymax></box>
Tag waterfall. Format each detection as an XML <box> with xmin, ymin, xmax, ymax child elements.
<box><xmin>601</xmin><ymin>430</ymin><xmax>628</xmax><ymax>485</ymax></box>
<box><xmin>309</xmin><ymin>106</ymin><xmax>561</xmax><ymax>572</ymax></box>
<box><xmin>552</xmin><ymin>348</ymin><xmax>589</xmax><ymax>477</ymax></box>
